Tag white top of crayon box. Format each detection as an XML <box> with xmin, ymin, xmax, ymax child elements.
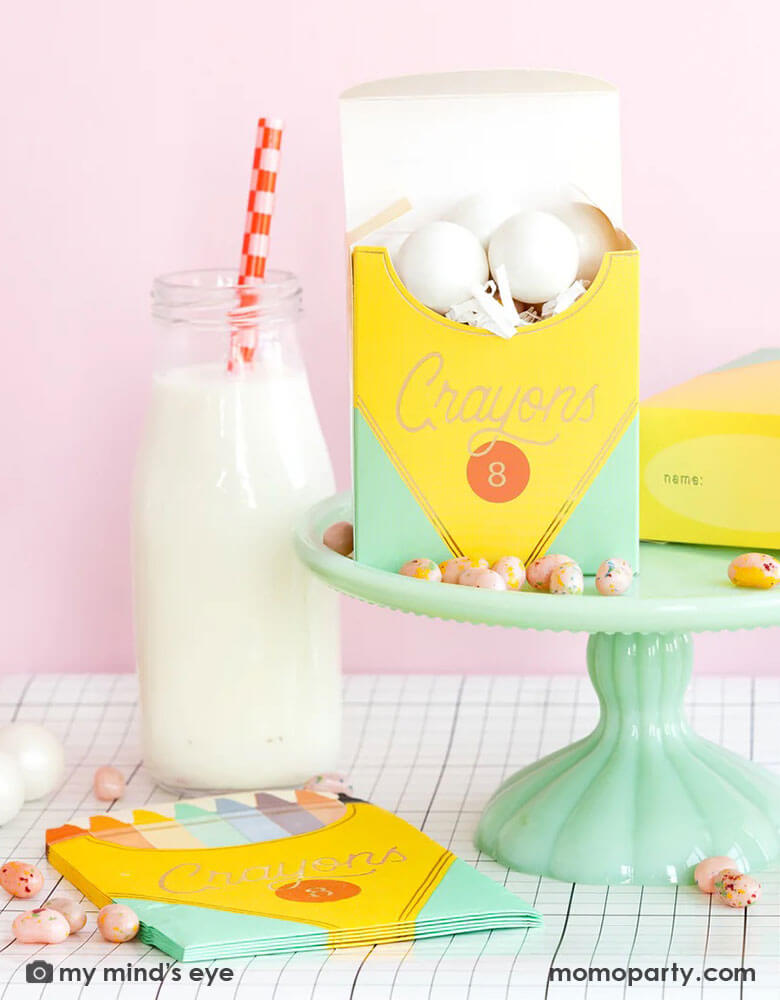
<box><xmin>341</xmin><ymin>69</ymin><xmax>617</xmax><ymax>100</ymax></box>
<box><xmin>340</xmin><ymin>70</ymin><xmax>623</xmax><ymax>233</ymax></box>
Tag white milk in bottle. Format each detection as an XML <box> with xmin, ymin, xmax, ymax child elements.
<box><xmin>134</xmin><ymin>270</ymin><xmax>340</xmax><ymax>791</ymax></box>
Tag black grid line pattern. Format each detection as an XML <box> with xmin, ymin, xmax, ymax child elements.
<box><xmin>0</xmin><ymin>673</ymin><xmax>777</xmax><ymax>998</ymax></box>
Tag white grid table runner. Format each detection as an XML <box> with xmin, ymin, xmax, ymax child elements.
<box><xmin>0</xmin><ymin>672</ymin><xmax>778</xmax><ymax>998</ymax></box>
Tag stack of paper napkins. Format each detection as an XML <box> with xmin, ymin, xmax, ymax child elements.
<box><xmin>46</xmin><ymin>787</ymin><xmax>540</xmax><ymax>961</ymax></box>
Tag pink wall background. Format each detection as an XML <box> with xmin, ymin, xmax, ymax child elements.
<box><xmin>2</xmin><ymin>0</ymin><xmax>778</xmax><ymax>675</ymax></box>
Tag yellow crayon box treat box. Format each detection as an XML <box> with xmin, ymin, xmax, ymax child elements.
<box><xmin>340</xmin><ymin>72</ymin><xmax>640</xmax><ymax>574</ymax></box>
<box><xmin>640</xmin><ymin>350</ymin><xmax>780</xmax><ymax>549</ymax></box>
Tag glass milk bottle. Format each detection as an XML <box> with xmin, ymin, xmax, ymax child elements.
<box><xmin>133</xmin><ymin>269</ymin><xmax>340</xmax><ymax>791</ymax></box>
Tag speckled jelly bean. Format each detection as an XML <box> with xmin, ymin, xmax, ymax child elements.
<box><xmin>97</xmin><ymin>903</ymin><xmax>139</xmax><ymax>943</ymax></box>
<box><xmin>93</xmin><ymin>765</ymin><xmax>125</xmax><ymax>802</ymax></box>
<box><xmin>458</xmin><ymin>566</ymin><xmax>490</xmax><ymax>587</ymax></box>
<box><xmin>549</xmin><ymin>561</ymin><xmax>584</xmax><ymax>595</ymax></box>
<box><xmin>491</xmin><ymin>556</ymin><xmax>526</xmax><ymax>591</ymax></box>
<box><xmin>728</xmin><ymin>553</ymin><xmax>780</xmax><ymax>589</ymax></box>
<box><xmin>399</xmin><ymin>558</ymin><xmax>442</xmax><ymax>582</ymax></box>
<box><xmin>303</xmin><ymin>773</ymin><xmax>353</xmax><ymax>796</ymax></box>
<box><xmin>13</xmin><ymin>907</ymin><xmax>70</xmax><ymax>944</ymax></box>
<box><xmin>0</xmin><ymin>862</ymin><xmax>44</xmax><ymax>899</ymax></box>
<box><xmin>440</xmin><ymin>556</ymin><xmax>488</xmax><ymax>584</ymax></box>
<box><xmin>323</xmin><ymin>521</ymin><xmax>354</xmax><ymax>557</ymax></box>
<box><xmin>473</xmin><ymin>569</ymin><xmax>507</xmax><ymax>591</ymax></box>
<box><xmin>527</xmin><ymin>554</ymin><xmax>574</xmax><ymax>592</ymax></box>
<box><xmin>714</xmin><ymin>869</ymin><xmax>762</xmax><ymax>908</ymax></box>
<box><xmin>694</xmin><ymin>856</ymin><xmax>738</xmax><ymax>894</ymax></box>
<box><xmin>595</xmin><ymin>557</ymin><xmax>634</xmax><ymax>596</ymax></box>
<box><xmin>45</xmin><ymin>897</ymin><xmax>87</xmax><ymax>933</ymax></box>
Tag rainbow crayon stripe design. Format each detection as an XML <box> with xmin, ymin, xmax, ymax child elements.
<box><xmin>172</xmin><ymin>803</ymin><xmax>248</xmax><ymax>848</ymax></box>
<box><xmin>46</xmin><ymin>790</ymin><xmax>349</xmax><ymax>851</ymax></box>
<box><xmin>215</xmin><ymin>796</ymin><xmax>289</xmax><ymax>842</ymax></box>
<box><xmin>130</xmin><ymin>810</ymin><xmax>204</xmax><ymax>851</ymax></box>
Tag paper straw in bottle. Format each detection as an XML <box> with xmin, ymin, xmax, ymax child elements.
<box><xmin>229</xmin><ymin>116</ymin><xmax>284</xmax><ymax>370</ymax></box>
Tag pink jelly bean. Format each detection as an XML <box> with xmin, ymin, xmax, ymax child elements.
<box><xmin>714</xmin><ymin>869</ymin><xmax>762</xmax><ymax>908</ymax></box>
<box><xmin>473</xmin><ymin>570</ymin><xmax>507</xmax><ymax>591</ymax></box>
<box><xmin>45</xmin><ymin>896</ymin><xmax>87</xmax><ymax>933</ymax></box>
<box><xmin>694</xmin><ymin>855</ymin><xmax>737</xmax><ymax>894</ymax></box>
<box><xmin>97</xmin><ymin>903</ymin><xmax>139</xmax><ymax>943</ymax></box>
<box><xmin>93</xmin><ymin>765</ymin><xmax>125</xmax><ymax>801</ymax></box>
<box><xmin>527</xmin><ymin>554</ymin><xmax>573</xmax><ymax>592</ymax></box>
<box><xmin>440</xmin><ymin>556</ymin><xmax>488</xmax><ymax>584</ymax></box>
<box><xmin>595</xmin><ymin>557</ymin><xmax>634</xmax><ymax>596</ymax></box>
<box><xmin>303</xmin><ymin>773</ymin><xmax>353</xmax><ymax>796</ymax></box>
<box><xmin>549</xmin><ymin>561</ymin><xmax>584</xmax><ymax>595</ymax></box>
<box><xmin>458</xmin><ymin>566</ymin><xmax>490</xmax><ymax>587</ymax></box>
<box><xmin>0</xmin><ymin>861</ymin><xmax>44</xmax><ymax>899</ymax></box>
<box><xmin>322</xmin><ymin>521</ymin><xmax>354</xmax><ymax>557</ymax></box>
<box><xmin>399</xmin><ymin>558</ymin><xmax>442</xmax><ymax>582</ymax></box>
<box><xmin>13</xmin><ymin>907</ymin><xmax>70</xmax><ymax>944</ymax></box>
<box><xmin>491</xmin><ymin>556</ymin><xmax>526</xmax><ymax>591</ymax></box>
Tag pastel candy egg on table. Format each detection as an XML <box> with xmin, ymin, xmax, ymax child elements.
<box><xmin>492</xmin><ymin>556</ymin><xmax>526</xmax><ymax>591</ymax></box>
<box><xmin>694</xmin><ymin>856</ymin><xmax>738</xmax><ymax>893</ymax></box>
<box><xmin>323</xmin><ymin>521</ymin><xmax>354</xmax><ymax>557</ymax></box>
<box><xmin>550</xmin><ymin>561</ymin><xmax>584</xmax><ymax>595</ymax></box>
<box><xmin>0</xmin><ymin>861</ymin><xmax>44</xmax><ymax>898</ymax></box>
<box><xmin>0</xmin><ymin>723</ymin><xmax>65</xmax><ymax>801</ymax></box>
<box><xmin>93</xmin><ymin>765</ymin><xmax>125</xmax><ymax>802</ymax></box>
<box><xmin>303</xmin><ymin>772</ymin><xmax>353</xmax><ymax>796</ymax></box>
<box><xmin>440</xmin><ymin>556</ymin><xmax>488</xmax><ymax>584</ymax></box>
<box><xmin>13</xmin><ymin>907</ymin><xmax>70</xmax><ymax>944</ymax></box>
<box><xmin>0</xmin><ymin>752</ymin><xmax>25</xmax><ymax>825</ymax></box>
<box><xmin>98</xmin><ymin>903</ymin><xmax>139</xmax><ymax>943</ymax></box>
<box><xmin>488</xmin><ymin>211</ymin><xmax>579</xmax><ymax>304</ymax></box>
<box><xmin>473</xmin><ymin>570</ymin><xmax>507</xmax><ymax>591</ymax></box>
<box><xmin>395</xmin><ymin>221</ymin><xmax>489</xmax><ymax>314</ymax></box>
<box><xmin>527</xmin><ymin>554</ymin><xmax>574</xmax><ymax>592</ymax></box>
<box><xmin>399</xmin><ymin>558</ymin><xmax>442</xmax><ymax>582</ymax></box>
<box><xmin>45</xmin><ymin>896</ymin><xmax>87</xmax><ymax>933</ymax></box>
<box><xmin>595</xmin><ymin>558</ymin><xmax>634</xmax><ymax>596</ymax></box>
<box><xmin>714</xmin><ymin>869</ymin><xmax>762</xmax><ymax>908</ymax></box>
<box><xmin>728</xmin><ymin>553</ymin><xmax>780</xmax><ymax>589</ymax></box>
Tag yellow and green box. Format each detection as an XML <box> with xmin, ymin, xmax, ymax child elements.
<box><xmin>640</xmin><ymin>350</ymin><xmax>780</xmax><ymax>549</ymax></box>
<box><xmin>340</xmin><ymin>70</ymin><xmax>640</xmax><ymax>574</ymax></box>
<box><xmin>352</xmin><ymin>245</ymin><xmax>640</xmax><ymax>574</ymax></box>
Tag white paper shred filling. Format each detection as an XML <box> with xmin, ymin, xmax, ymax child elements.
<box><xmin>541</xmin><ymin>280</ymin><xmax>589</xmax><ymax>318</ymax></box>
<box><xmin>492</xmin><ymin>264</ymin><xmax>521</xmax><ymax>326</ymax></box>
<box><xmin>446</xmin><ymin>280</ymin><xmax>528</xmax><ymax>339</ymax></box>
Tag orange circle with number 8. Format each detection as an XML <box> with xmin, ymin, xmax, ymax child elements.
<box><xmin>466</xmin><ymin>440</ymin><xmax>530</xmax><ymax>503</ymax></box>
<box><xmin>275</xmin><ymin>879</ymin><xmax>361</xmax><ymax>903</ymax></box>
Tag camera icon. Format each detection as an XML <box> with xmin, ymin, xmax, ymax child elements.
<box><xmin>26</xmin><ymin>961</ymin><xmax>54</xmax><ymax>984</ymax></box>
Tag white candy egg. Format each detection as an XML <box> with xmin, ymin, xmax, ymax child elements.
<box><xmin>0</xmin><ymin>724</ymin><xmax>64</xmax><ymax>801</ymax></box>
<box><xmin>379</xmin><ymin>231</ymin><xmax>409</xmax><ymax>264</ymax></box>
<box><xmin>396</xmin><ymin>221</ymin><xmax>489</xmax><ymax>313</ymax></box>
<box><xmin>445</xmin><ymin>194</ymin><xmax>511</xmax><ymax>249</ymax></box>
<box><xmin>488</xmin><ymin>211</ymin><xmax>579</xmax><ymax>305</ymax></box>
<box><xmin>552</xmin><ymin>202</ymin><xmax>621</xmax><ymax>282</ymax></box>
<box><xmin>0</xmin><ymin>752</ymin><xmax>24</xmax><ymax>824</ymax></box>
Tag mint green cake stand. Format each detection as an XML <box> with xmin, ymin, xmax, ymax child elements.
<box><xmin>295</xmin><ymin>493</ymin><xmax>780</xmax><ymax>886</ymax></box>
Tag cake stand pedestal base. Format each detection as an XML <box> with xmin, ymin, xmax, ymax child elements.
<box><xmin>475</xmin><ymin>632</ymin><xmax>780</xmax><ymax>885</ymax></box>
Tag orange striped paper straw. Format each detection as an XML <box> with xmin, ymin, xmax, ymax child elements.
<box><xmin>229</xmin><ymin>116</ymin><xmax>284</xmax><ymax>369</ymax></box>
